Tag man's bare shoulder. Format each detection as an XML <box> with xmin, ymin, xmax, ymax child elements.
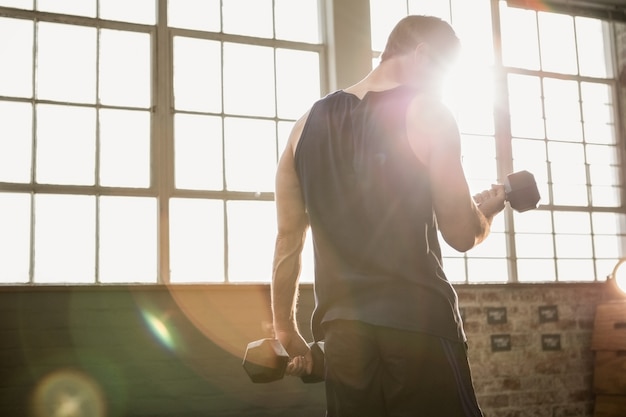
<box><xmin>288</xmin><ymin>109</ymin><xmax>311</xmax><ymax>156</ymax></box>
<box><xmin>408</xmin><ymin>94</ymin><xmax>454</xmax><ymax>122</ymax></box>
<box><xmin>407</xmin><ymin>95</ymin><xmax>459</xmax><ymax>142</ymax></box>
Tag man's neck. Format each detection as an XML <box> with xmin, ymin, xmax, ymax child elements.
<box><xmin>343</xmin><ymin>57</ymin><xmax>438</xmax><ymax>99</ymax></box>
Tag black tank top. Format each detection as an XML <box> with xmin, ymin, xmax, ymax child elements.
<box><xmin>295</xmin><ymin>86</ymin><xmax>465</xmax><ymax>343</ymax></box>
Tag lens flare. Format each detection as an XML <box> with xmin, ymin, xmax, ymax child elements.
<box><xmin>615</xmin><ymin>266</ymin><xmax>626</xmax><ymax>295</ymax></box>
<box><xmin>140</xmin><ymin>310</ymin><xmax>177</xmax><ymax>351</ymax></box>
<box><xmin>31</xmin><ymin>369</ymin><xmax>106</xmax><ymax>417</ymax></box>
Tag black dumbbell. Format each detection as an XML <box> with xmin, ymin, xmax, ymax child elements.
<box><xmin>242</xmin><ymin>338</ymin><xmax>325</xmax><ymax>384</ymax></box>
<box><xmin>504</xmin><ymin>170</ymin><xmax>540</xmax><ymax>212</ymax></box>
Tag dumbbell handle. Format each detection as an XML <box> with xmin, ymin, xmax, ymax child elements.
<box><xmin>300</xmin><ymin>341</ymin><xmax>325</xmax><ymax>383</ymax></box>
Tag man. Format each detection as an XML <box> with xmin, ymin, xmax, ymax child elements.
<box><xmin>271</xmin><ymin>15</ymin><xmax>505</xmax><ymax>417</ymax></box>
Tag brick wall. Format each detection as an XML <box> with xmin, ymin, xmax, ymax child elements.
<box><xmin>458</xmin><ymin>284</ymin><xmax>607</xmax><ymax>417</ymax></box>
<box><xmin>0</xmin><ymin>282</ymin><xmax>609</xmax><ymax>417</ymax></box>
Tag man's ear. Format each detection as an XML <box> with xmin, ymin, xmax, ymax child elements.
<box><xmin>413</xmin><ymin>42</ymin><xmax>430</xmax><ymax>64</ymax></box>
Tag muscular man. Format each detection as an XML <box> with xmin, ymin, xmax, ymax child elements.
<box><xmin>271</xmin><ymin>15</ymin><xmax>505</xmax><ymax>417</ymax></box>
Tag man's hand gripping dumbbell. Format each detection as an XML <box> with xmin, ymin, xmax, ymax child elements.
<box><xmin>242</xmin><ymin>333</ymin><xmax>325</xmax><ymax>384</ymax></box>
<box><xmin>474</xmin><ymin>170</ymin><xmax>540</xmax><ymax>213</ymax></box>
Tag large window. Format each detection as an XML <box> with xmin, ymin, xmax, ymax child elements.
<box><xmin>369</xmin><ymin>0</ymin><xmax>626</xmax><ymax>283</ymax></box>
<box><xmin>0</xmin><ymin>0</ymin><xmax>322</xmax><ymax>283</ymax></box>
<box><xmin>1</xmin><ymin>0</ymin><xmax>624</xmax><ymax>285</ymax></box>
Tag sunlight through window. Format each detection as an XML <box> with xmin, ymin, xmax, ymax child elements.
<box><xmin>0</xmin><ymin>0</ymin><xmax>621</xmax><ymax>284</ymax></box>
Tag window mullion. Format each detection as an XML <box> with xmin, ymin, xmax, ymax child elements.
<box><xmin>491</xmin><ymin>0</ymin><xmax>519</xmax><ymax>283</ymax></box>
<box><xmin>155</xmin><ymin>0</ymin><xmax>174</xmax><ymax>284</ymax></box>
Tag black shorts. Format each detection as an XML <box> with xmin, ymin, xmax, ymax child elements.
<box><xmin>322</xmin><ymin>320</ymin><xmax>483</xmax><ymax>417</ymax></box>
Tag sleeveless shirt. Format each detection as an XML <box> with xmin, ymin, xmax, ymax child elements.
<box><xmin>294</xmin><ymin>86</ymin><xmax>466</xmax><ymax>343</ymax></box>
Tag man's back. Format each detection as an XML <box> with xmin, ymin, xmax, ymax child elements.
<box><xmin>294</xmin><ymin>86</ymin><xmax>464</xmax><ymax>343</ymax></box>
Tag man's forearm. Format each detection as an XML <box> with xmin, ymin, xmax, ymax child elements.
<box><xmin>271</xmin><ymin>232</ymin><xmax>306</xmax><ymax>331</ymax></box>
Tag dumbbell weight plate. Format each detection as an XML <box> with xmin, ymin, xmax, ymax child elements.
<box><xmin>505</xmin><ymin>170</ymin><xmax>540</xmax><ymax>213</ymax></box>
<box><xmin>243</xmin><ymin>338</ymin><xmax>289</xmax><ymax>383</ymax></box>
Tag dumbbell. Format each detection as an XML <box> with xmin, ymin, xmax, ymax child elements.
<box><xmin>504</xmin><ymin>170</ymin><xmax>540</xmax><ymax>212</ymax></box>
<box><xmin>242</xmin><ymin>338</ymin><xmax>325</xmax><ymax>384</ymax></box>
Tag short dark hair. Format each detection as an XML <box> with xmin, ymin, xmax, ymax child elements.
<box><xmin>380</xmin><ymin>15</ymin><xmax>460</xmax><ymax>67</ymax></box>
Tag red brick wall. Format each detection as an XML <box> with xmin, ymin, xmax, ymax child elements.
<box><xmin>458</xmin><ymin>283</ymin><xmax>606</xmax><ymax>417</ymax></box>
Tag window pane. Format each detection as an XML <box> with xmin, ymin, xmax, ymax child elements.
<box><xmin>36</xmin><ymin>104</ymin><xmax>96</xmax><ymax>186</ymax></box>
<box><xmin>450</xmin><ymin>70</ymin><xmax>495</xmax><ymax>136</ymax></box>
<box><xmin>173</xmin><ymin>37</ymin><xmax>222</xmax><ymax>113</ymax></box>
<box><xmin>552</xmin><ymin>184</ymin><xmax>588</xmax><ymax>206</ymax></box>
<box><xmin>0</xmin><ymin>101</ymin><xmax>32</xmax><ymax>183</ymax></box>
<box><xmin>589</xmin><ymin>164</ymin><xmax>618</xmax><ymax>187</ymax></box>
<box><xmin>500</xmin><ymin>3</ymin><xmax>539</xmax><ymax>70</ymax></box>
<box><xmin>516</xmin><ymin>234</ymin><xmax>554</xmax><ymax>258</ymax></box>
<box><xmin>99</xmin><ymin>0</ymin><xmax>156</xmax><ymax>25</ymax></box>
<box><xmin>517</xmin><ymin>259</ymin><xmax>556</xmax><ymax>282</ymax></box>
<box><xmin>275</xmin><ymin>0</ymin><xmax>320</xmax><ymax>43</ymax></box>
<box><xmin>0</xmin><ymin>193</ymin><xmax>30</xmax><ymax>283</ymax></box>
<box><xmin>513</xmin><ymin>209</ymin><xmax>553</xmax><ymax>233</ymax></box>
<box><xmin>585</xmin><ymin>145</ymin><xmax>621</xmax><ymax>207</ymax></box>
<box><xmin>275</xmin><ymin>49</ymin><xmax>320</xmax><ymax>119</ymax></box>
<box><xmin>450</xmin><ymin>0</ymin><xmax>493</xmax><ymax>67</ymax></box>
<box><xmin>99</xmin><ymin>29</ymin><xmax>151</xmax><ymax>108</ymax></box>
<box><xmin>223</xmin><ymin>0</ymin><xmax>272</xmax><ymax>38</ymax></box>
<box><xmin>595</xmin><ymin>235</ymin><xmax>621</xmax><ymax>259</ymax></box>
<box><xmin>555</xmin><ymin>235</ymin><xmax>593</xmax><ymax>258</ymax></box>
<box><xmin>0</xmin><ymin>0</ymin><xmax>32</xmax><ymax>8</ymax></box>
<box><xmin>99</xmin><ymin>196</ymin><xmax>156</xmax><ymax>283</ymax></box>
<box><xmin>490</xmin><ymin>214</ymin><xmax>506</xmax><ymax>233</ymax></box>
<box><xmin>442</xmin><ymin>257</ymin><xmax>466</xmax><ymax>283</ymax></box>
<box><xmin>34</xmin><ymin>194</ymin><xmax>96</xmax><ymax>283</ymax></box>
<box><xmin>300</xmin><ymin>232</ymin><xmax>314</xmax><ymax>283</ymax></box>
<box><xmin>0</xmin><ymin>18</ymin><xmax>33</xmax><ymax>98</ymax></box>
<box><xmin>99</xmin><ymin>109</ymin><xmax>151</xmax><ymax>188</ymax></box>
<box><xmin>543</xmin><ymin>78</ymin><xmax>582</xmax><ymax>142</ymax></box>
<box><xmin>582</xmin><ymin>82</ymin><xmax>615</xmax><ymax>145</ymax></box>
<box><xmin>461</xmin><ymin>135</ymin><xmax>497</xmax><ymax>183</ymax></box>
<box><xmin>174</xmin><ymin>113</ymin><xmax>223</xmax><ymax>190</ymax></box>
<box><xmin>37</xmin><ymin>0</ymin><xmax>96</xmax><ymax>17</ymax></box>
<box><xmin>549</xmin><ymin>142</ymin><xmax>588</xmax><ymax>206</ymax></box>
<box><xmin>508</xmin><ymin>74</ymin><xmax>544</xmax><ymax>139</ymax></box>
<box><xmin>369</xmin><ymin>0</ymin><xmax>407</xmax><ymax>51</ymax></box>
<box><xmin>546</xmin><ymin>85</ymin><xmax>582</xmax><ymax>142</ymax></box>
<box><xmin>587</xmin><ymin>144</ymin><xmax>618</xmax><ymax>166</ymax></box>
<box><xmin>593</xmin><ymin>212</ymin><xmax>626</xmax><ymax>235</ymax></box>
<box><xmin>538</xmin><ymin>12</ymin><xmax>577</xmax><ymax>75</ymax></box>
<box><xmin>223</xmin><ymin>43</ymin><xmax>275</xmax><ymax>117</ymax></box>
<box><xmin>170</xmin><ymin>198</ymin><xmax>225</xmax><ymax>283</ymax></box>
<box><xmin>549</xmin><ymin>142</ymin><xmax>585</xmax><ymax>165</ymax></box>
<box><xmin>168</xmin><ymin>0</ymin><xmax>220</xmax><ymax>31</ymax></box>
<box><xmin>553</xmin><ymin>211</ymin><xmax>591</xmax><ymax>234</ymax></box>
<box><xmin>408</xmin><ymin>0</ymin><xmax>450</xmax><ymax>22</ymax></box>
<box><xmin>37</xmin><ymin>22</ymin><xmax>96</xmax><ymax>103</ymax></box>
<box><xmin>224</xmin><ymin>117</ymin><xmax>276</xmax><ymax>192</ymax></box>
<box><xmin>557</xmin><ymin>259</ymin><xmax>594</xmax><ymax>281</ymax></box>
<box><xmin>576</xmin><ymin>17</ymin><xmax>612</xmax><ymax>78</ymax></box>
<box><xmin>592</xmin><ymin>186</ymin><xmax>620</xmax><ymax>207</ymax></box>
<box><xmin>227</xmin><ymin>201</ymin><xmax>275</xmax><ymax>282</ymax></box>
<box><xmin>467</xmin><ymin>258</ymin><xmax>508</xmax><ymax>283</ymax></box>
